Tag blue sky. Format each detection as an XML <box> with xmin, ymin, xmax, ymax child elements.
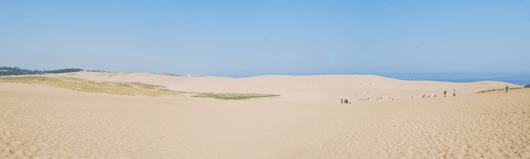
<box><xmin>1</xmin><ymin>0</ymin><xmax>529</xmax><ymax>77</ymax></box>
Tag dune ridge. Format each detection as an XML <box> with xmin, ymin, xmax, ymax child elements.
<box><xmin>1</xmin><ymin>82</ymin><xmax>529</xmax><ymax>158</ymax></box>
<box><xmin>1</xmin><ymin>72</ymin><xmax>529</xmax><ymax>158</ymax></box>
<box><xmin>46</xmin><ymin>71</ymin><xmax>521</xmax><ymax>101</ymax></box>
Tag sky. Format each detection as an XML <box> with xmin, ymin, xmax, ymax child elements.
<box><xmin>1</xmin><ymin>0</ymin><xmax>529</xmax><ymax>77</ymax></box>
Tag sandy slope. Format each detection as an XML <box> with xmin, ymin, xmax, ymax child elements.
<box><xmin>48</xmin><ymin>72</ymin><xmax>521</xmax><ymax>101</ymax></box>
<box><xmin>1</xmin><ymin>77</ymin><xmax>530</xmax><ymax>158</ymax></box>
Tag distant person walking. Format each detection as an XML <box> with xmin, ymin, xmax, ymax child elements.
<box><xmin>453</xmin><ymin>89</ymin><xmax>456</xmax><ymax>96</ymax></box>
<box><xmin>506</xmin><ymin>84</ymin><xmax>509</xmax><ymax>93</ymax></box>
<box><xmin>444</xmin><ymin>90</ymin><xmax>447</xmax><ymax>97</ymax></box>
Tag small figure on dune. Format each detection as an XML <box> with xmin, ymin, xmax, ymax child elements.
<box><xmin>411</xmin><ymin>95</ymin><xmax>413</xmax><ymax>99</ymax></box>
<box><xmin>453</xmin><ymin>89</ymin><xmax>456</xmax><ymax>96</ymax></box>
<box><xmin>444</xmin><ymin>90</ymin><xmax>447</xmax><ymax>97</ymax></box>
<box><xmin>341</xmin><ymin>99</ymin><xmax>343</xmax><ymax>103</ymax></box>
<box><xmin>506</xmin><ymin>84</ymin><xmax>509</xmax><ymax>93</ymax></box>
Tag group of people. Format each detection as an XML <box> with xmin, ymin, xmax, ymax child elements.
<box><xmin>345</xmin><ymin>84</ymin><xmax>511</xmax><ymax>103</ymax></box>
<box><xmin>355</xmin><ymin>97</ymin><xmax>394</xmax><ymax>101</ymax></box>
<box><xmin>412</xmin><ymin>89</ymin><xmax>456</xmax><ymax>99</ymax></box>
<box><xmin>443</xmin><ymin>89</ymin><xmax>456</xmax><ymax>97</ymax></box>
<box><xmin>414</xmin><ymin>85</ymin><xmax>510</xmax><ymax>100</ymax></box>
<box><xmin>420</xmin><ymin>93</ymin><xmax>436</xmax><ymax>99</ymax></box>
<box><xmin>358</xmin><ymin>97</ymin><xmax>369</xmax><ymax>101</ymax></box>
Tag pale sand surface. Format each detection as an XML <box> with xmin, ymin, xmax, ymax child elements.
<box><xmin>1</xmin><ymin>73</ymin><xmax>529</xmax><ymax>158</ymax></box>
<box><xmin>47</xmin><ymin>72</ymin><xmax>521</xmax><ymax>101</ymax></box>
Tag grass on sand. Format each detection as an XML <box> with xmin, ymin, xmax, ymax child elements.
<box><xmin>0</xmin><ymin>76</ymin><xmax>180</xmax><ymax>97</ymax></box>
<box><xmin>476</xmin><ymin>87</ymin><xmax>527</xmax><ymax>94</ymax></box>
<box><xmin>191</xmin><ymin>92</ymin><xmax>280</xmax><ymax>100</ymax></box>
<box><xmin>0</xmin><ymin>76</ymin><xmax>280</xmax><ymax>100</ymax></box>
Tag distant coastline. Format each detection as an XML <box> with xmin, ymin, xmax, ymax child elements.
<box><xmin>215</xmin><ymin>72</ymin><xmax>530</xmax><ymax>85</ymax></box>
<box><xmin>3</xmin><ymin>66</ymin><xmax>529</xmax><ymax>85</ymax></box>
<box><xmin>0</xmin><ymin>66</ymin><xmax>182</xmax><ymax>77</ymax></box>
<box><xmin>0</xmin><ymin>66</ymin><xmax>83</xmax><ymax>76</ymax></box>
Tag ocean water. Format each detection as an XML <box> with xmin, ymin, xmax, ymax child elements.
<box><xmin>222</xmin><ymin>72</ymin><xmax>530</xmax><ymax>86</ymax></box>
<box><xmin>375</xmin><ymin>73</ymin><xmax>530</xmax><ymax>85</ymax></box>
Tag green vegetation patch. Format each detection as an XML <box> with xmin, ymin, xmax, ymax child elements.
<box><xmin>191</xmin><ymin>92</ymin><xmax>280</xmax><ymax>100</ymax></box>
<box><xmin>476</xmin><ymin>87</ymin><xmax>527</xmax><ymax>94</ymax></box>
<box><xmin>60</xmin><ymin>77</ymin><xmax>87</xmax><ymax>81</ymax></box>
<box><xmin>114</xmin><ymin>82</ymin><xmax>133</xmax><ymax>87</ymax></box>
<box><xmin>130</xmin><ymin>82</ymin><xmax>162</xmax><ymax>89</ymax></box>
<box><xmin>0</xmin><ymin>76</ymin><xmax>180</xmax><ymax>97</ymax></box>
<box><xmin>0</xmin><ymin>76</ymin><xmax>280</xmax><ymax>99</ymax></box>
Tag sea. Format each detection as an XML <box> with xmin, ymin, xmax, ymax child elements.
<box><xmin>220</xmin><ymin>72</ymin><xmax>530</xmax><ymax>86</ymax></box>
<box><xmin>375</xmin><ymin>72</ymin><xmax>530</xmax><ymax>86</ymax></box>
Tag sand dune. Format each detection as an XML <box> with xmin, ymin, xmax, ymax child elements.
<box><xmin>1</xmin><ymin>73</ymin><xmax>529</xmax><ymax>158</ymax></box>
<box><xmin>48</xmin><ymin>72</ymin><xmax>521</xmax><ymax>101</ymax></box>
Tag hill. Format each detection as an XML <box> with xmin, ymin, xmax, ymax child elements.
<box><xmin>45</xmin><ymin>71</ymin><xmax>522</xmax><ymax>101</ymax></box>
<box><xmin>0</xmin><ymin>66</ymin><xmax>83</xmax><ymax>76</ymax></box>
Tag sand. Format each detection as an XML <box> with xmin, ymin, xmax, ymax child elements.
<box><xmin>1</xmin><ymin>72</ymin><xmax>529</xmax><ymax>158</ymax></box>
<box><xmin>47</xmin><ymin>72</ymin><xmax>521</xmax><ymax>101</ymax></box>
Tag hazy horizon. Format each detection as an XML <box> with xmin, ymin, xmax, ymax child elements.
<box><xmin>2</xmin><ymin>1</ymin><xmax>529</xmax><ymax>76</ymax></box>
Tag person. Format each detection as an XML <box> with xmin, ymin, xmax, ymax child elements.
<box><xmin>344</xmin><ymin>99</ymin><xmax>349</xmax><ymax>104</ymax></box>
<box><xmin>412</xmin><ymin>95</ymin><xmax>413</xmax><ymax>99</ymax></box>
<box><xmin>506</xmin><ymin>84</ymin><xmax>509</xmax><ymax>93</ymax></box>
<box><xmin>444</xmin><ymin>90</ymin><xmax>447</xmax><ymax>97</ymax></box>
<box><xmin>341</xmin><ymin>99</ymin><xmax>343</xmax><ymax>103</ymax></box>
<box><xmin>453</xmin><ymin>89</ymin><xmax>456</xmax><ymax>96</ymax></box>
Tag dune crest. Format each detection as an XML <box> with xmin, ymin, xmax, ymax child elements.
<box><xmin>47</xmin><ymin>72</ymin><xmax>521</xmax><ymax>101</ymax></box>
<box><xmin>1</xmin><ymin>81</ymin><xmax>529</xmax><ymax>158</ymax></box>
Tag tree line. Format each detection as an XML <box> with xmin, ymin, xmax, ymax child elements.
<box><xmin>0</xmin><ymin>66</ymin><xmax>83</xmax><ymax>76</ymax></box>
